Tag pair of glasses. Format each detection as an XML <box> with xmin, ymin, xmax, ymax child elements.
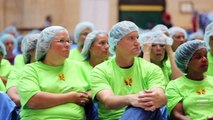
<box><xmin>56</xmin><ymin>39</ymin><xmax>73</xmax><ymax>45</ymax></box>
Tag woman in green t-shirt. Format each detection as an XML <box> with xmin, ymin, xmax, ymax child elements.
<box><xmin>166</xmin><ymin>40</ymin><xmax>213</xmax><ymax>120</ymax></box>
<box><xmin>18</xmin><ymin>26</ymin><xmax>91</xmax><ymax>120</ymax></box>
<box><xmin>204</xmin><ymin>22</ymin><xmax>213</xmax><ymax>76</ymax></box>
<box><xmin>140</xmin><ymin>30</ymin><xmax>183</xmax><ymax>84</ymax></box>
<box><xmin>6</xmin><ymin>33</ymin><xmax>40</xmax><ymax>106</ymax></box>
<box><xmin>0</xmin><ymin>41</ymin><xmax>10</xmax><ymax>91</ymax></box>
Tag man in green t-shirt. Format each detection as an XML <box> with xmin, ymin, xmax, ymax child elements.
<box><xmin>91</xmin><ymin>21</ymin><xmax>167</xmax><ymax>120</ymax></box>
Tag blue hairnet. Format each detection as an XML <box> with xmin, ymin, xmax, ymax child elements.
<box><xmin>2</xmin><ymin>25</ymin><xmax>19</xmax><ymax>37</ymax></box>
<box><xmin>81</xmin><ymin>30</ymin><xmax>107</xmax><ymax>60</ymax></box>
<box><xmin>0</xmin><ymin>42</ymin><xmax>6</xmax><ymax>56</ymax></box>
<box><xmin>152</xmin><ymin>24</ymin><xmax>169</xmax><ymax>34</ymax></box>
<box><xmin>0</xmin><ymin>34</ymin><xmax>15</xmax><ymax>43</ymax></box>
<box><xmin>175</xmin><ymin>40</ymin><xmax>207</xmax><ymax>73</ymax></box>
<box><xmin>109</xmin><ymin>21</ymin><xmax>139</xmax><ymax>55</ymax></box>
<box><xmin>204</xmin><ymin>22</ymin><xmax>213</xmax><ymax>50</ymax></box>
<box><xmin>139</xmin><ymin>31</ymin><xmax>173</xmax><ymax>46</ymax></box>
<box><xmin>74</xmin><ymin>21</ymin><xmax>95</xmax><ymax>43</ymax></box>
<box><xmin>22</xmin><ymin>33</ymin><xmax>40</xmax><ymax>63</ymax></box>
<box><xmin>36</xmin><ymin>26</ymin><xmax>68</xmax><ymax>61</ymax></box>
<box><xmin>188</xmin><ymin>31</ymin><xmax>203</xmax><ymax>41</ymax></box>
<box><xmin>169</xmin><ymin>26</ymin><xmax>187</xmax><ymax>39</ymax></box>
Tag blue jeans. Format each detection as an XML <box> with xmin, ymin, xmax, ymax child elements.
<box><xmin>84</xmin><ymin>102</ymin><xmax>99</xmax><ymax>120</ymax></box>
<box><xmin>160</xmin><ymin>105</ymin><xmax>169</xmax><ymax>120</ymax></box>
<box><xmin>119</xmin><ymin>106</ymin><xmax>163</xmax><ymax>120</ymax></box>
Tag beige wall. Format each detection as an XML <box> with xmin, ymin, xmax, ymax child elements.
<box><xmin>1</xmin><ymin>0</ymin><xmax>212</xmax><ymax>33</ymax></box>
<box><xmin>0</xmin><ymin>0</ymin><xmax>80</xmax><ymax>33</ymax></box>
<box><xmin>167</xmin><ymin>0</ymin><xmax>213</xmax><ymax>29</ymax></box>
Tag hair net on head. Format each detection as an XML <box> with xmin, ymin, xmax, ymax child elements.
<box><xmin>74</xmin><ymin>21</ymin><xmax>95</xmax><ymax>43</ymax></box>
<box><xmin>204</xmin><ymin>22</ymin><xmax>213</xmax><ymax>50</ymax></box>
<box><xmin>139</xmin><ymin>31</ymin><xmax>173</xmax><ymax>46</ymax></box>
<box><xmin>22</xmin><ymin>33</ymin><xmax>40</xmax><ymax>64</ymax></box>
<box><xmin>2</xmin><ymin>25</ymin><xmax>19</xmax><ymax>37</ymax></box>
<box><xmin>152</xmin><ymin>24</ymin><xmax>169</xmax><ymax>34</ymax></box>
<box><xmin>188</xmin><ymin>32</ymin><xmax>203</xmax><ymax>41</ymax></box>
<box><xmin>36</xmin><ymin>26</ymin><xmax>68</xmax><ymax>61</ymax></box>
<box><xmin>0</xmin><ymin>34</ymin><xmax>15</xmax><ymax>43</ymax></box>
<box><xmin>0</xmin><ymin>42</ymin><xmax>6</xmax><ymax>56</ymax></box>
<box><xmin>169</xmin><ymin>26</ymin><xmax>187</xmax><ymax>39</ymax></box>
<box><xmin>81</xmin><ymin>30</ymin><xmax>107</xmax><ymax>60</ymax></box>
<box><xmin>109</xmin><ymin>21</ymin><xmax>139</xmax><ymax>55</ymax></box>
<box><xmin>175</xmin><ymin>40</ymin><xmax>207</xmax><ymax>73</ymax></box>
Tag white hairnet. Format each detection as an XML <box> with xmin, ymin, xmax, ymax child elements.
<box><xmin>81</xmin><ymin>30</ymin><xmax>107</xmax><ymax>60</ymax></box>
<box><xmin>74</xmin><ymin>21</ymin><xmax>95</xmax><ymax>43</ymax></box>
<box><xmin>2</xmin><ymin>25</ymin><xmax>19</xmax><ymax>37</ymax></box>
<box><xmin>175</xmin><ymin>40</ymin><xmax>207</xmax><ymax>73</ymax></box>
<box><xmin>188</xmin><ymin>31</ymin><xmax>203</xmax><ymax>41</ymax></box>
<box><xmin>0</xmin><ymin>34</ymin><xmax>15</xmax><ymax>43</ymax></box>
<box><xmin>0</xmin><ymin>42</ymin><xmax>6</xmax><ymax>56</ymax></box>
<box><xmin>36</xmin><ymin>26</ymin><xmax>68</xmax><ymax>61</ymax></box>
<box><xmin>139</xmin><ymin>31</ymin><xmax>173</xmax><ymax>46</ymax></box>
<box><xmin>109</xmin><ymin>21</ymin><xmax>139</xmax><ymax>55</ymax></box>
<box><xmin>152</xmin><ymin>24</ymin><xmax>169</xmax><ymax>34</ymax></box>
<box><xmin>22</xmin><ymin>33</ymin><xmax>40</xmax><ymax>63</ymax></box>
<box><xmin>204</xmin><ymin>22</ymin><xmax>213</xmax><ymax>50</ymax></box>
<box><xmin>169</xmin><ymin>26</ymin><xmax>187</xmax><ymax>39</ymax></box>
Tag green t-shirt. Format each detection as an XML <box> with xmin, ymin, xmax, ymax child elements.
<box><xmin>91</xmin><ymin>57</ymin><xmax>166</xmax><ymax>120</ymax></box>
<box><xmin>166</xmin><ymin>75</ymin><xmax>213</xmax><ymax>120</ymax></box>
<box><xmin>81</xmin><ymin>61</ymin><xmax>93</xmax><ymax>86</ymax></box>
<box><xmin>205</xmin><ymin>52</ymin><xmax>213</xmax><ymax>76</ymax></box>
<box><xmin>18</xmin><ymin>59</ymin><xmax>90</xmax><ymax>120</ymax></box>
<box><xmin>161</xmin><ymin>62</ymin><xmax>172</xmax><ymax>85</ymax></box>
<box><xmin>0</xmin><ymin>59</ymin><xmax>11</xmax><ymax>92</ymax></box>
<box><xmin>6</xmin><ymin>66</ymin><xmax>22</xmax><ymax>90</ymax></box>
<box><xmin>14</xmin><ymin>54</ymin><xmax>25</xmax><ymax>68</ymax></box>
<box><xmin>69</xmin><ymin>48</ymin><xmax>83</xmax><ymax>61</ymax></box>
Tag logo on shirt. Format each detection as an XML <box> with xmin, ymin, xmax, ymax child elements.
<box><xmin>124</xmin><ymin>77</ymin><xmax>132</xmax><ymax>86</ymax></box>
<box><xmin>58</xmin><ymin>73</ymin><xmax>65</xmax><ymax>81</ymax></box>
<box><xmin>196</xmin><ymin>88</ymin><xmax>206</xmax><ymax>95</ymax></box>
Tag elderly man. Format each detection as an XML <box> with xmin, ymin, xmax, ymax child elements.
<box><xmin>91</xmin><ymin>21</ymin><xmax>167</xmax><ymax>120</ymax></box>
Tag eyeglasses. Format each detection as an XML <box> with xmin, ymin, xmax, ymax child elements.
<box><xmin>56</xmin><ymin>39</ymin><xmax>73</xmax><ymax>45</ymax></box>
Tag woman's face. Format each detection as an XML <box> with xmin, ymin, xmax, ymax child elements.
<box><xmin>150</xmin><ymin>44</ymin><xmax>166</xmax><ymax>63</ymax></box>
<box><xmin>89</xmin><ymin>34</ymin><xmax>109</xmax><ymax>59</ymax></box>
<box><xmin>4</xmin><ymin>38</ymin><xmax>14</xmax><ymax>53</ymax></box>
<box><xmin>48</xmin><ymin>30</ymin><xmax>71</xmax><ymax>59</ymax></box>
<box><xmin>209</xmin><ymin>36</ymin><xmax>213</xmax><ymax>50</ymax></box>
<box><xmin>78</xmin><ymin>28</ymin><xmax>92</xmax><ymax>48</ymax></box>
<box><xmin>172</xmin><ymin>32</ymin><xmax>186</xmax><ymax>51</ymax></box>
<box><xmin>187</xmin><ymin>48</ymin><xmax>208</xmax><ymax>74</ymax></box>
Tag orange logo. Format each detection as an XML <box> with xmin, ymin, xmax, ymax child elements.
<box><xmin>196</xmin><ymin>89</ymin><xmax>206</xmax><ymax>95</ymax></box>
<box><xmin>58</xmin><ymin>73</ymin><xmax>65</xmax><ymax>81</ymax></box>
<box><xmin>124</xmin><ymin>77</ymin><xmax>132</xmax><ymax>86</ymax></box>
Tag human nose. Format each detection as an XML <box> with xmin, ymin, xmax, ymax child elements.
<box><xmin>180</xmin><ymin>37</ymin><xmax>185</xmax><ymax>43</ymax></box>
<box><xmin>201</xmin><ymin>56</ymin><xmax>208</xmax><ymax>62</ymax></box>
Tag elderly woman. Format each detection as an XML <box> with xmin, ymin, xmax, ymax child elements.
<box><xmin>81</xmin><ymin>30</ymin><xmax>109</xmax><ymax>73</ymax></box>
<box><xmin>0</xmin><ymin>41</ymin><xmax>12</xmax><ymax>87</ymax></box>
<box><xmin>69</xmin><ymin>21</ymin><xmax>95</xmax><ymax>61</ymax></box>
<box><xmin>0</xmin><ymin>34</ymin><xmax>16</xmax><ymax>65</ymax></box>
<box><xmin>6</xmin><ymin>33</ymin><xmax>40</xmax><ymax>106</ymax></box>
<box><xmin>0</xmin><ymin>42</ymin><xmax>11</xmax><ymax>91</ymax></box>
<box><xmin>18</xmin><ymin>26</ymin><xmax>91</xmax><ymax>120</ymax></box>
<box><xmin>81</xmin><ymin>30</ymin><xmax>109</xmax><ymax>120</ymax></box>
<box><xmin>166</xmin><ymin>40</ymin><xmax>213</xmax><ymax>120</ymax></box>
<box><xmin>169</xmin><ymin>26</ymin><xmax>187</xmax><ymax>52</ymax></box>
<box><xmin>204</xmin><ymin>22</ymin><xmax>213</xmax><ymax>76</ymax></box>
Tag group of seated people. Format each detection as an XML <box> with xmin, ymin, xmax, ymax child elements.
<box><xmin>0</xmin><ymin>20</ymin><xmax>213</xmax><ymax>120</ymax></box>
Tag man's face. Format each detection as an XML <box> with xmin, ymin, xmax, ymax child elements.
<box><xmin>116</xmin><ymin>31</ymin><xmax>140</xmax><ymax>57</ymax></box>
